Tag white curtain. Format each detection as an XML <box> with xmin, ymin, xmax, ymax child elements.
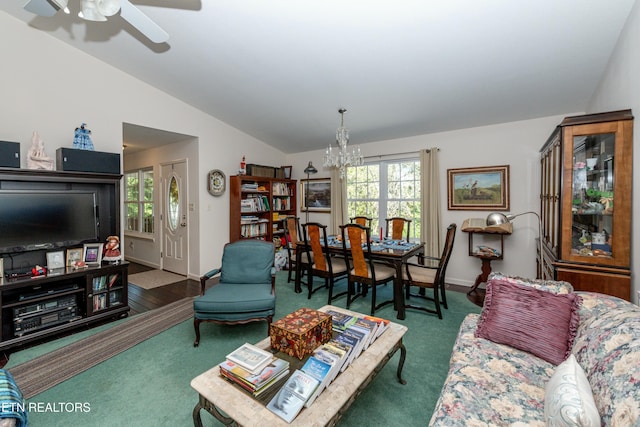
<box><xmin>330</xmin><ymin>168</ymin><xmax>347</xmax><ymax>236</ymax></box>
<box><xmin>421</xmin><ymin>148</ymin><xmax>442</xmax><ymax>258</ymax></box>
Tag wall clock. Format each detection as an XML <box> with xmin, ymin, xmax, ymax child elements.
<box><xmin>207</xmin><ymin>169</ymin><xmax>226</xmax><ymax>196</ymax></box>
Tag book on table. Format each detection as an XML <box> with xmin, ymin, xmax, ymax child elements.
<box><xmin>352</xmin><ymin>317</ymin><xmax>379</xmax><ymax>348</ymax></box>
<box><xmin>325</xmin><ymin>309</ymin><xmax>357</xmax><ymax>331</ymax></box>
<box><xmin>341</xmin><ymin>327</ymin><xmax>367</xmax><ymax>359</ymax></box>
<box><xmin>332</xmin><ymin>333</ymin><xmax>359</xmax><ymax>371</ymax></box>
<box><xmin>461</xmin><ymin>218</ymin><xmax>512</xmax><ymax>234</ymax></box>
<box><xmin>300</xmin><ymin>355</ymin><xmax>333</xmax><ymax>408</ymax></box>
<box><xmin>364</xmin><ymin>315</ymin><xmax>390</xmax><ymax>339</ymax></box>
<box><xmin>226</xmin><ymin>342</ymin><xmax>275</xmax><ymax>374</ymax></box>
<box><xmin>347</xmin><ymin>322</ymin><xmax>373</xmax><ymax>351</ymax></box>
<box><xmin>267</xmin><ymin>369</ymin><xmax>320</xmax><ymax>423</ymax></box>
<box><xmin>219</xmin><ymin>356</ymin><xmax>289</xmax><ymax>393</ymax></box>
<box><xmin>320</xmin><ymin>340</ymin><xmax>350</xmax><ymax>378</ymax></box>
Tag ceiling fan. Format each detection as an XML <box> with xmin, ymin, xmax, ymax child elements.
<box><xmin>23</xmin><ymin>0</ymin><xmax>169</xmax><ymax>43</ymax></box>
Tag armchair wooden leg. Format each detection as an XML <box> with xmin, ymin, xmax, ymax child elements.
<box><xmin>194</xmin><ymin>318</ymin><xmax>202</xmax><ymax>347</ymax></box>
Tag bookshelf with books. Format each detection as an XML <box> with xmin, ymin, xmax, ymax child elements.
<box><xmin>230</xmin><ymin>175</ymin><xmax>297</xmax><ymax>242</ymax></box>
<box><xmin>88</xmin><ymin>268</ymin><xmax>128</xmax><ymax>315</ymax></box>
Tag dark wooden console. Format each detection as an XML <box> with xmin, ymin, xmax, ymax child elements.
<box><xmin>0</xmin><ymin>262</ymin><xmax>129</xmax><ymax>352</ymax></box>
<box><xmin>0</xmin><ymin>168</ymin><xmax>129</xmax><ymax>352</ymax></box>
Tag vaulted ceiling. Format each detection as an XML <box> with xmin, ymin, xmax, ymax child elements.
<box><xmin>2</xmin><ymin>1</ymin><xmax>636</xmax><ymax>153</ymax></box>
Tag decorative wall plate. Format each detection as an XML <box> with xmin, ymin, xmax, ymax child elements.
<box><xmin>208</xmin><ymin>169</ymin><xmax>226</xmax><ymax>196</ymax></box>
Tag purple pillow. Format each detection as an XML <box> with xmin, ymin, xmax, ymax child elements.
<box><xmin>475</xmin><ymin>279</ymin><xmax>582</xmax><ymax>365</ymax></box>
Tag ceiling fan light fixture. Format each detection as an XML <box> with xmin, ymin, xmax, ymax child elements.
<box><xmin>50</xmin><ymin>0</ymin><xmax>70</xmax><ymax>14</ymax></box>
<box><xmin>96</xmin><ymin>0</ymin><xmax>121</xmax><ymax>17</ymax></box>
<box><xmin>78</xmin><ymin>0</ymin><xmax>107</xmax><ymax>21</ymax></box>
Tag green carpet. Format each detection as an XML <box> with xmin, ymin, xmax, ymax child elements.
<box><xmin>8</xmin><ymin>272</ymin><xmax>480</xmax><ymax>426</ymax></box>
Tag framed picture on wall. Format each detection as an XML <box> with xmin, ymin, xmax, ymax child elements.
<box><xmin>301</xmin><ymin>178</ymin><xmax>331</xmax><ymax>212</ymax></box>
<box><xmin>83</xmin><ymin>243</ymin><xmax>103</xmax><ymax>266</ymax></box>
<box><xmin>447</xmin><ymin>165</ymin><xmax>510</xmax><ymax>211</ymax></box>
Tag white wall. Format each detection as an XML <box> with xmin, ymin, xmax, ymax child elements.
<box><xmin>0</xmin><ymin>11</ymin><xmax>285</xmax><ymax>277</ymax></box>
<box><xmin>286</xmin><ymin>114</ymin><xmax>568</xmax><ymax>287</ymax></box>
<box><xmin>588</xmin><ymin>0</ymin><xmax>640</xmax><ymax>304</ymax></box>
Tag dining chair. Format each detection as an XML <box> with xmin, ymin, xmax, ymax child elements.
<box><xmin>283</xmin><ymin>217</ymin><xmax>309</xmax><ymax>285</ymax></box>
<box><xmin>302</xmin><ymin>222</ymin><xmax>349</xmax><ymax>303</ymax></box>
<box><xmin>340</xmin><ymin>223</ymin><xmax>396</xmax><ymax>316</ymax></box>
<box><xmin>385</xmin><ymin>217</ymin><xmax>412</xmax><ymax>242</ymax></box>
<box><xmin>401</xmin><ymin>223</ymin><xmax>457</xmax><ymax>319</ymax></box>
<box><xmin>350</xmin><ymin>216</ymin><xmax>373</xmax><ymax>228</ymax></box>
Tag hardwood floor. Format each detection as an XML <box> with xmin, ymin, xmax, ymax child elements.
<box><xmin>127</xmin><ymin>262</ymin><xmax>200</xmax><ymax>315</ymax></box>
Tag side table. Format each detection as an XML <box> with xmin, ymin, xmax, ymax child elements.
<box><xmin>464</xmin><ymin>230</ymin><xmax>508</xmax><ymax>304</ymax></box>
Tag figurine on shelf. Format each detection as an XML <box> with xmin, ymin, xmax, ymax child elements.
<box><xmin>26</xmin><ymin>131</ymin><xmax>54</xmax><ymax>170</ymax></box>
<box><xmin>103</xmin><ymin>235</ymin><xmax>122</xmax><ymax>263</ymax></box>
<box><xmin>239</xmin><ymin>155</ymin><xmax>246</xmax><ymax>175</ymax></box>
<box><xmin>73</xmin><ymin>123</ymin><xmax>95</xmax><ymax>150</ymax></box>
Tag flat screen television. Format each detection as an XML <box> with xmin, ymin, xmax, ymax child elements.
<box><xmin>0</xmin><ymin>190</ymin><xmax>99</xmax><ymax>254</ymax></box>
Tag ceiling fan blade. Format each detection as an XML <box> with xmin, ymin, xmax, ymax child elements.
<box><xmin>23</xmin><ymin>0</ymin><xmax>59</xmax><ymax>17</ymax></box>
<box><xmin>119</xmin><ymin>0</ymin><xmax>169</xmax><ymax>44</ymax></box>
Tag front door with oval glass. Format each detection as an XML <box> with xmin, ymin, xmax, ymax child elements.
<box><xmin>161</xmin><ymin>161</ymin><xmax>188</xmax><ymax>275</ymax></box>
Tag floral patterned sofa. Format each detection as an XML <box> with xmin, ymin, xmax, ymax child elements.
<box><xmin>429</xmin><ymin>275</ymin><xmax>640</xmax><ymax>426</ymax></box>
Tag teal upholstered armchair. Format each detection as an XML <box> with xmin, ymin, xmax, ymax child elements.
<box><xmin>193</xmin><ymin>240</ymin><xmax>276</xmax><ymax>347</ymax></box>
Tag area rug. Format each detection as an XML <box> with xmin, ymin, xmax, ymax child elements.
<box><xmin>8</xmin><ymin>296</ymin><xmax>195</xmax><ymax>399</ymax></box>
<box><xmin>128</xmin><ymin>269</ymin><xmax>186</xmax><ymax>289</ymax></box>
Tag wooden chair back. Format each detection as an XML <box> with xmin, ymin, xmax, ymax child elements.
<box><xmin>303</xmin><ymin>222</ymin><xmax>328</xmax><ymax>272</ymax></box>
<box><xmin>350</xmin><ymin>216</ymin><xmax>372</xmax><ymax>228</ymax></box>
<box><xmin>341</xmin><ymin>223</ymin><xmax>371</xmax><ymax>279</ymax></box>
<box><xmin>386</xmin><ymin>217</ymin><xmax>412</xmax><ymax>241</ymax></box>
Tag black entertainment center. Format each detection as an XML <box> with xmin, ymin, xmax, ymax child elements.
<box><xmin>0</xmin><ymin>167</ymin><xmax>129</xmax><ymax>352</ymax></box>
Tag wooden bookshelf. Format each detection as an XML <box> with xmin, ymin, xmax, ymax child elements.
<box><xmin>230</xmin><ymin>175</ymin><xmax>297</xmax><ymax>243</ymax></box>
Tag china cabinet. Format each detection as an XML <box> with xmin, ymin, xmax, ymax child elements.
<box><xmin>539</xmin><ymin>110</ymin><xmax>633</xmax><ymax>300</ymax></box>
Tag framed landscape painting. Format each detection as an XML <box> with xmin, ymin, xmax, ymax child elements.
<box><xmin>301</xmin><ymin>178</ymin><xmax>331</xmax><ymax>212</ymax></box>
<box><xmin>447</xmin><ymin>165</ymin><xmax>510</xmax><ymax>211</ymax></box>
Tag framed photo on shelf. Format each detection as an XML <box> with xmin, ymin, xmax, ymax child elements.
<box><xmin>66</xmin><ymin>248</ymin><xmax>84</xmax><ymax>267</ymax></box>
<box><xmin>46</xmin><ymin>250</ymin><xmax>65</xmax><ymax>270</ymax></box>
<box><xmin>83</xmin><ymin>243</ymin><xmax>103</xmax><ymax>266</ymax></box>
<box><xmin>447</xmin><ymin>165</ymin><xmax>510</xmax><ymax>211</ymax></box>
<box><xmin>301</xmin><ymin>178</ymin><xmax>331</xmax><ymax>212</ymax></box>
<box><xmin>281</xmin><ymin>166</ymin><xmax>292</xmax><ymax>179</ymax></box>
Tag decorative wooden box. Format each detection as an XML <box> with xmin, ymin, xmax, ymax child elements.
<box><xmin>269</xmin><ymin>308</ymin><xmax>332</xmax><ymax>359</ymax></box>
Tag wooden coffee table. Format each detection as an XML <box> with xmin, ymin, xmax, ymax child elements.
<box><xmin>190</xmin><ymin>305</ymin><xmax>408</xmax><ymax>426</ymax></box>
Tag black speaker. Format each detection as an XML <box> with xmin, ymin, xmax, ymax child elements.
<box><xmin>0</xmin><ymin>141</ymin><xmax>20</xmax><ymax>168</ymax></box>
<box><xmin>56</xmin><ymin>148</ymin><xmax>120</xmax><ymax>174</ymax></box>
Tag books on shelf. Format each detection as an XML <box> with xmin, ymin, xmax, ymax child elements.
<box><xmin>240</xmin><ymin>195</ymin><xmax>270</xmax><ymax>212</ymax></box>
<box><xmin>267</xmin><ymin>369</ymin><xmax>320</xmax><ymax>423</ymax></box>
<box><xmin>226</xmin><ymin>343</ymin><xmax>274</xmax><ymax>374</ymax></box>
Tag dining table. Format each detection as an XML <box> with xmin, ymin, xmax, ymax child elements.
<box><xmin>293</xmin><ymin>236</ymin><xmax>424</xmax><ymax>320</ymax></box>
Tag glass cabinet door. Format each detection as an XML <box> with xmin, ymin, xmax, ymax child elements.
<box><xmin>562</xmin><ymin>118</ymin><xmax>632</xmax><ymax>268</ymax></box>
<box><xmin>570</xmin><ymin>132</ymin><xmax>615</xmax><ymax>257</ymax></box>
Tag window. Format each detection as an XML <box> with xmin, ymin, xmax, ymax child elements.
<box><xmin>125</xmin><ymin>169</ymin><xmax>154</xmax><ymax>235</ymax></box>
<box><xmin>346</xmin><ymin>158</ymin><xmax>421</xmax><ymax>241</ymax></box>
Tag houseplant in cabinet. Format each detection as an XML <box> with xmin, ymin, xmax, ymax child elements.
<box><xmin>540</xmin><ymin>110</ymin><xmax>633</xmax><ymax>300</ymax></box>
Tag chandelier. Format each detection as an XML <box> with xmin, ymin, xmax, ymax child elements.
<box><xmin>323</xmin><ymin>108</ymin><xmax>363</xmax><ymax>179</ymax></box>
